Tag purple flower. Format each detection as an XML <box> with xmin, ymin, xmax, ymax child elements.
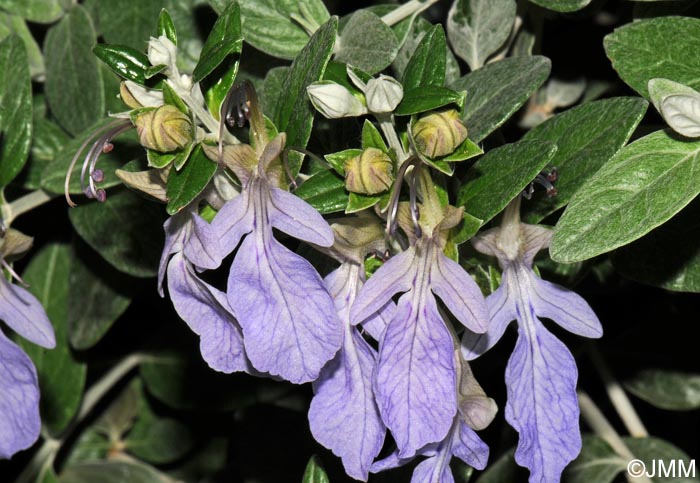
<box><xmin>159</xmin><ymin>205</ymin><xmax>252</xmax><ymax>374</ymax></box>
<box><xmin>212</xmin><ymin>133</ymin><xmax>342</xmax><ymax>384</ymax></box>
<box><xmin>0</xmin><ymin>231</ymin><xmax>56</xmax><ymax>459</ymax></box>
<box><xmin>462</xmin><ymin>198</ymin><xmax>603</xmax><ymax>483</ymax></box>
<box><xmin>351</xmin><ymin>231</ymin><xmax>489</xmax><ymax>458</ymax></box>
<box><xmin>309</xmin><ymin>261</ymin><xmax>391</xmax><ymax>480</ymax></box>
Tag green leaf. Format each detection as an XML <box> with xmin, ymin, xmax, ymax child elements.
<box><xmin>475</xmin><ymin>449</ymin><xmax>522</xmax><ymax>483</ymax></box>
<box><xmin>192</xmin><ymin>1</ymin><xmax>242</xmax><ymax>82</ymax></box>
<box><xmin>361</xmin><ymin>120</ymin><xmax>388</xmax><ymax>151</ymax></box>
<box><xmin>294</xmin><ymin>169</ymin><xmax>348</xmax><ymax>214</ymax></box>
<box><xmin>451</xmin><ymin>55</ymin><xmax>551</xmax><ymax>143</ymax></box>
<box><xmin>0</xmin><ymin>0</ymin><xmax>63</xmax><ymax>23</ymax></box>
<box><xmin>166</xmin><ymin>145</ymin><xmax>217</xmax><ymax>215</ymax></box>
<box><xmin>0</xmin><ymin>35</ymin><xmax>32</xmax><ymax>187</ymax></box>
<box><xmin>402</xmin><ymin>24</ymin><xmax>447</xmax><ymax>90</ymax></box>
<box><xmin>624</xmin><ymin>369</ymin><xmax>700</xmax><ymax>411</ymax></box>
<box><xmin>260</xmin><ymin>66</ymin><xmax>290</xmax><ymax>116</ymax></box>
<box><xmin>147</xmin><ymin>149</ymin><xmax>176</xmax><ymax>169</ymax></box>
<box><xmin>441</xmin><ymin>137</ymin><xmax>483</xmax><ymax>162</ymax></box>
<box><xmin>604</xmin><ymin>17</ymin><xmax>700</xmax><ymax>99</ymax></box>
<box><xmin>612</xmin><ymin>198</ymin><xmax>700</xmax><ymax>293</ymax></box>
<box><xmin>45</xmin><ymin>5</ymin><xmax>104</xmax><ymax>136</ymax></box>
<box><xmin>528</xmin><ymin>0</ymin><xmax>592</xmax><ymax>12</ymax></box>
<box><xmin>335</xmin><ymin>10</ymin><xmax>398</xmax><ymax>75</ymax></box>
<box><xmin>68</xmin><ymin>245</ymin><xmax>131</xmax><ymax>350</ymax></box>
<box><xmin>61</xmin><ymin>461</ymin><xmax>165</xmax><ymax>483</ymax></box>
<box><xmin>521</xmin><ymin>97</ymin><xmax>648</xmax><ymax>223</ymax></box>
<box><xmin>302</xmin><ymin>455</ymin><xmax>329</xmax><ymax>483</ymax></box>
<box><xmin>551</xmin><ymin>130</ymin><xmax>700</xmax><ymax>263</ymax></box>
<box><xmin>623</xmin><ymin>437</ymin><xmax>697</xmax><ymax>483</ymax></box>
<box><xmin>41</xmin><ymin>118</ymin><xmax>140</xmax><ymax>195</ymax></box>
<box><xmin>203</xmin><ymin>57</ymin><xmax>240</xmax><ymax>120</ymax></box>
<box><xmin>157</xmin><ymin>8</ymin><xmax>177</xmax><ymax>44</ymax></box>
<box><xmin>0</xmin><ymin>13</ymin><xmax>45</xmax><ymax>78</ymax></box>
<box><xmin>125</xmin><ymin>384</ymin><xmax>194</xmax><ymax>464</ymax></box>
<box><xmin>93</xmin><ymin>44</ymin><xmax>150</xmax><ymax>85</ymax></box>
<box><xmin>450</xmin><ymin>211</ymin><xmax>483</xmax><ymax>245</ymax></box>
<box><xmin>274</xmin><ymin>17</ymin><xmax>337</xmax><ymax>176</ymax></box>
<box><xmin>97</xmin><ymin>0</ymin><xmax>162</xmax><ymax>51</ymax></box>
<box><xmin>447</xmin><ymin>0</ymin><xmax>516</xmax><ymax>71</ymax></box>
<box><xmin>162</xmin><ymin>81</ymin><xmax>188</xmax><ymax>113</ymax></box>
<box><xmin>234</xmin><ymin>0</ymin><xmax>327</xmax><ymax>60</ymax></box>
<box><xmin>362</xmin><ymin>4</ymin><xmax>418</xmax><ymax>49</ymax></box>
<box><xmin>21</xmin><ymin>119</ymin><xmax>70</xmax><ymax>190</ymax></box>
<box><xmin>457</xmin><ymin>140</ymin><xmax>557</xmax><ymax>225</ymax></box>
<box><xmin>324</xmin><ymin>148</ymin><xmax>360</xmax><ymax>176</ymax></box>
<box><xmin>19</xmin><ymin>244</ymin><xmax>86</xmax><ymax>436</ymax></box>
<box><xmin>69</xmin><ymin>188</ymin><xmax>164</xmax><ymax>278</ymax></box>
<box><xmin>162</xmin><ymin>0</ymin><xmax>202</xmax><ymax>73</ymax></box>
<box><xmin>395</xmin><ymin>85</ymin><xmax>466</xmax><ymax>116</ymax></box>
<box><xmin>563</xmin><ymin>436</ymin><xmax>625</xmax><ymax>483</ymax></box>
<box><xmin>346</xmin><ymin>192</ymin><xmax>381</xmax><ymax>213</ymax></box>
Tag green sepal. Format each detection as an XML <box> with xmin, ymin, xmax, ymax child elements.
<box><xmin>147</xmin><ymin>149</ymin><xmax>176</xmax><ymax>169</ymax></box>
<box><xmin>324</xmin><ymin>148</ymin><xmax>362</xmax><ymax>176</ymax></box>
<box><xmin>361</xmin><ymin>120</ymin><xmax>388</xmax><ymax>151</ymax></box>
<box><xmin>162</xmin><ymin>81</ymin><xmax>188</xmax><ymax>114</ymax></box>
<box><xmin>173</xmin><ymin>140</ymin><xmax>196</xmax><ymax>171</ymax></box>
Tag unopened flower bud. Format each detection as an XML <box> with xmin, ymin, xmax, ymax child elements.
<box><xmin>306</xmin><ymin>81</ymin><xmax>367</xmax><ymax>119</ymax></box>
<box><xmin>412</xmin><ymin>109</ymin><xmax>468</xmax><ymax>158</ymax></box>
<box><xmin>365</xmin><ymin>75</ymin><xmax>403</xmax><ymax>113</ymax></box>
<box><xmin>120</xmin><ymin>81</ymin><xmax>163</xmax><ymax>109</ymax></box>
<box><xmin>135</xmin><ymin>105</ymin><xmax>192</xmax><ymax>153</ymax></box>
<box><xmin>344</xmin><ymin>147</ymin><xmax>394</xmax><ymax>195</ymax></box>
<box><xmin>147</xmin><ymin>36</ymin><xmax>177</xmax><ymax>71</ymax></box>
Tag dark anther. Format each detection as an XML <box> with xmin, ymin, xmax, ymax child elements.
<box><xmin>523</xmin><ymin>167</ymin><xmax>559</xmax><ymax>200</ymax></box>
<box><xmin>223</xmin><ymin>82</ymin><xmax>252</xmax><ymax>129</ymax></box>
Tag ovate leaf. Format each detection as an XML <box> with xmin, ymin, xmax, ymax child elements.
<box><xmin>529</xmin><ymin>0</ymin><xmax>592</xmax><ymax>12</ymax></box>
<box><xmin>0</xmin><ymin>0</ymin><xmax>63</xmax><ymax>24</ymax></box>
<box><xmin>97</xmin><ymin>0</ymin><xmax>162</xmax><ymax>51</ymax></box>
<box><xmin>624</xmin><ymin>369</ymin><xmax>700</xmax><ymax>411</ymax></box>
<box><xmin>192</xmin><ymin>1</ymin><xmax>242</xmax><ymax>82</ymax></box>
<box><xmin>166</xmin><ymin>145</ymin><xmax>217</xmax><ymax>215</ymax></box>
<box><xmin>294</xmin><ymin>169</ymin><xmax>347</xmax><ymax>214</ymax></box>
<box><xmin>302</xmin><ymin>455</ymin><xmax>330</xmax><ymax>483</ymax></box>
<box><xmin>402</xmin><ymin>24</ymin><xmax>447</xmax><ymax>90</ymax></box>
<box><xmin>335</xmin><ymin>9</ymin><xmax>398</xmax><ymax>75</ymax></box>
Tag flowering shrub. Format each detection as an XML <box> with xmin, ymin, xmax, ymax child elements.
<box><xmin>0</xmin><ymin>1</ymin><xmax>698</xmax><ymax>482</ymax></box>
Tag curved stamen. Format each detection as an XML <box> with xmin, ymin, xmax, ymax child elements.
<box><xmin>1</xmin><ymin>259</ymin><xmax>28</xmax><ymax>287</ymax></box>
<box><xmin>385</xmin><ymin>156</ymin><xmax>419</xmax><ymax>239</ymax></box>
<box><xmin>522</xmin><ymin>167</ymin><xmax>559</xmax><ymax>200</ymax></box>
<box><xmin>408</xmin><ymin>163</ymin><xmax>422</xmax><ymax>239</ymax></box>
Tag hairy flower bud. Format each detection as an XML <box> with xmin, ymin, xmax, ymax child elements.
<box><xmin>134</xmin><ymin>105</ymin><xmax>192</xmax><ymax>153</ymax></box>
<box><xmin>148</xmin><ymin>35</ymin><xmax>177</xmax><ymax>72</ymax></box>
<box><xmin>364</xmin><ymin>75</ymin><xmax>403</xmax><ymax>113</ymax></box>
<box><xmin>344</xmin><ymin>147</ymin><xmax>394</xmax><ymax>195</ymax></box>
<box><xmin>412</xmin><ymin>109</ymin><xmax>468</xmax><ymax>158</ymax></box>
<box><xmin>307</xmin><ymin>81</ymin><xmax>367</xmax><ymax>119</ymax></box>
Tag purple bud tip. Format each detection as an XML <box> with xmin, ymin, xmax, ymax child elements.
<box><xmin>92</xmin><ymin>169</ymin><xmax>105</xmax><ymax>182</ymax></box>
<box><xmin>96</xmin><ymin>189</ymin><xmax>107</xmax><ymax>203</ymax></box>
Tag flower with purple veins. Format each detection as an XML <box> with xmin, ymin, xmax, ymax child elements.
<box><xmin>462</xmin><ymin>195</ymin><xmax>603</xmax><ymax>483</ymax></box>
<box><xmin>308</xmin><ymin>216</ymin><xmax>392</xmax><ymax>481</ymax></box>
<box><xmin>0</xmin><ymin>229</ymin><xmax>56</xmax><ymax>459</ymax></box>
<box><xmin>211</xmin><ymin>82</ymin><xmax>342</xmax><ymax>384</ymax></box>
<box><xmin>351</xmin><ymin>167</ymin><xmax>490</xmax><ymax>459</ymax></box>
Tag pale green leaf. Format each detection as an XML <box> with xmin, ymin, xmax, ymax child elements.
<box><xmin>0</xmin><ymin>0</ymin><xmax>63</xmax><ymax>23</ymax></box>
<box><xmin>624</xmin><ymin>369</ymin><xmax>700</xmax><ymax>411</ymax></box>
<box><xmin>335</xmin><ymin>10</ymin><xmax>398</xmax><ymax>75</ymax></box>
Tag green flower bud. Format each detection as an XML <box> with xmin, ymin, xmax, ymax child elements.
<box><xmin>135</xmin><ymin>105</ymin><xmax>192</xmax><ymax>153</ymax></box>
<box><xmin>412</xmin><ymin>109</ymin><xmax>468</xmax><ymax>158</ymax></box>
<box><xmin>344</xmin><ymin>147</ymin><xmax>394</xmax><ymax>195</ymax></box>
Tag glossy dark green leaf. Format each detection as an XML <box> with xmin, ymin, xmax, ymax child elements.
<box><xmin>302</xmin><ymin>455</ymin><xmax>329</xmax><ymax>483</ymax></box>
<box><xmin>294</xmin><ymin>169</ymin><xmax>348</xmax><ymax>214</ymax></box>
<box><xmin>69</xmin><ymin>188</ymin><xmax>164</xmax><ymax>278</ymax></box>
<box><xmin>162</xmin><ymin>0</ymin><xmax>202</xmax><ymax>72</ymax></box>
<box><xmin>44</xmin><ymin>5</ymin><xmax>104</xmax><ymax>136</ymax></box>
<box><xmin>157</xmin><ymin>8</ymin><xmax>177</xmax><ymax>44</ymax></box>
<box><xmin>613</xmin><ymin>198</ymin><xmax>700</xmax><ymax>293</ymax></box>
<box><xmin>60</xmin><ymin>461</ymin><xmax>165</xmax><ymax>483</ymax></box>
<box><xmin>451</xmin><ymin>56</ymin><xmax>551</xmax><ymax>143</ymax></box>
<box><xmin>93</xmin><ymin>44</ymin><xmax>150</xmax><ymax>85</ymax></box>
<box><xmin>604</xmin><ymin>17</ymin><xmax>700</xmax><ymax>99</ymax></box>
<box><xmin>624</xmin><ymin>369</ymin><xmax>700</xmax><ymax>411</ymax></box>
<box><xmin>68</xmin><ymin>245</ymin><xmax>132</xmax><ymax>350</ymax></box>
<box><xmin>457</xmin><ymin>140</ymin><xmax>557</xmax><ymax>225</ymax></box>
<box><xmin>166</xmin><ymin>145</ymin><xmax>217</xmax><ymax>214</ymax></box>
<box><xmin>402</xmin><ymin>24</ymin><xmax>447</xmax><ymax>90</ymax></box>
<box><xmin>203</xmin><ymin>57</ymin><xmax>239</xmax><ymax>119</ymax></box>
<box><xmin>361</xmin><ymin>120</ymin><xmax>388</xmax><ymax>151</ymax></box>
<box><xmin>346</xmin><ymin>192</ymin><xmax>381</xmax><ymax>213</ymax></box>
<box><xmin>274</xmin><ymin>17</ymin><xmax>337</xmax><ymax>176</ymax></box>
<box><xmin>551</xmin><ymin>130</ymin><xmax>700</xmax><ymax>263</ymax></box>
<box><xmin>529</xmin><ymin>0</ymin><xmax>592</xmax><ymax>12</ymax></box>
<box><xmin>0</xmin><ymin>0</ymin><xmax>63</xmax><ymax>23</ymax></box>
<box><xmin>447</xmin><ymin>0</ymin><xmax>516</xmax><ymax>70</ymax></box>
<box><xmin>192</xmin><ymin>1</ymin><xmax>242</xmax><ymax>82</ymax></box>
<box><xmin>41</xmin><ymin>118</ymin><xmax>140</xmax><ymax>195</ymax></box>
<box><xmin>97</xmin><ymin>0</ymin><xmax>163</xmax><ymax>51</ymax></box>
<box><xmin>563</xmin><ymin>436</ymin><xmax>625</xmax><ymax>483</ymax></box>
<box><xmin>522</xmin><ymin>97</ymin><xmax>648</xmax><ymax>223</ymax></box>
<box><xmin>0</xmin><ymin>35</ymin><xmax>32</xmax><ymax>187</ymax></box>
<box><xmin>19</xmin><ymin>244</ymin><xmax>86</xmax><ymax>436</ymax></box>
<box><xmin>395</xmin><ymin>85</ymin><xmax>466</xmax><ymax>116</ymax></box>
<box><xmin>335</xmin><ymin>10</ymin><xmax>398</xmax><ymax>75</ymax></box>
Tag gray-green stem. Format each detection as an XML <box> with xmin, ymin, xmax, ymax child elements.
<box><xmin>376</xmin><ymin>113</ymin><xmax>407</xmax><ymax>161</ymax></box>
<box><xmin>4</xmin><ymin>190</ymin><xmax>56</xmax><ymax>225</ymax></box>
<box><xmin>380</xmin><ymin>0</ymin><xmax>439</xmax><ymax>27</ymax></box>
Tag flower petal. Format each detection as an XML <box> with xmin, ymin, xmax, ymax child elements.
<box><xmin>370</xmin><ymin>449</ymin><xmax>407</xmax><ymax>473</ymax></box>
<box><xmin>268</xmin><ymin>187</ymin><xmax>334</xmax><ymax>247</ymax></box>
<box><xmin>167</xmin><ymin>253</ymin><xmax>251</xmax><ymax>374</ymax></box>
<box><xmin>375</xmin><ymin>293</ymin><xmax>456</xmax><ymax>458</ymax></box>
<box><xmin>506</xmin><ymin>319</ymin><xmax>581</xmax><ymax>483</ymax></box>
<box><xmin>229</xmin><ymin>234</ymin><xmax>342</xmax><ymax>384</ymax></box>
<box><xmin>0</xmin><ymin>330</ymin><xmax>41</xmax><ymax>459</ymax></box>
<box><xmin>531</xmin><ymin>277</ymin><xmax>603</xmax><ymax>339</ymax></box>
<box><xmin>351</xmin><ymin>248</ymin><xmax>415</xmax><ymax>325</ymax></box>
<box><xmin>183</xmin><ymin>212</ymin><xmax>223</xmax><ymax>271</ymax></box>
<box><xmin>158</xmin><ymin>212</ymin><xmax>188</xmax><ymax>296</ymax></box>
<box><xmin>461</xmin><ymin>284</ymin><xmax>515</xmax><ymax>360</ymax></box>
<box><xmin>212</xmin><ymin>191</ymin><xmax>254</xmax><ymax>257</ymax></box>
<box><xmin>451</xmin><ymin>421</ymin><xmax>490</xmax><ymax>471</ymax></box>
<box><xmin>309</xmin><ymin>329</ymin><xmax>384</xmax><ymax>481</ymax></box>
<box><xmin>432</xmin><ymin>251</ymin><xmax>489</xmax><ymax>333</ymax></box>
<box><xmin>411</xmin><ymin>452</ymin><xmax>455</xmax><ymax>483</ymax></box>
<box><xmin>0</xmin><ymin>277</ymin><xmax>55</xmax><ymax>349</ymax></box>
